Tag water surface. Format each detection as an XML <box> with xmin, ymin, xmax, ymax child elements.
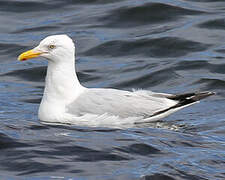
<box><xmin>0</xmin><ymin>0</ymin><xmax>225</xmax><ymax>179</ymax></box>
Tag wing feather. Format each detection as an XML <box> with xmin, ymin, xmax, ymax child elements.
<box><xmin>66</xmin><ymin>88</ymin><xmax>177</xmax><ymax>118</ymax></box>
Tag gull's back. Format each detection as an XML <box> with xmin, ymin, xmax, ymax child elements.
<box><xmin>66</xmin><ymin>88</ymin><xmax>177</xmax><ymax>119</ymax></box>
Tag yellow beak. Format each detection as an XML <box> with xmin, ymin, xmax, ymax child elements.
<box><xmin>18</xmin><ymin>49</ymin><xmax>42</xmax><ymax>61</ymax></box>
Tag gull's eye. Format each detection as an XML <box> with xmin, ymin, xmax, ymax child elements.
<box><xmin>48</xmin><ymin>45</ymin><xmax>55</xmax><ymax>49</ymax></box>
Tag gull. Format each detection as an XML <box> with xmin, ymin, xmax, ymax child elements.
<box><xmin>18</xmin><ymin>35</ymin><xmax>214</xmax><ymax>128</ymax></box>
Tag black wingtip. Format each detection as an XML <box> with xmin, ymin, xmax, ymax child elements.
<box><xmin>148</xmin><ymin>91</ymin><xmax>215</xmax><ymax>118</ymax></box>
<box><xmin>167</xmin><ymin>91</ymin><xmax>215</xmax><ymax>108</ymax></box>
<box><xmin>168</xmin><ymin>91</ymin><xmax>215</xmax><ymax>101</ymax></box>
<box><xmin>191</xmin><ymin>91</ymin><xmax>215</xmax><ymax>101</ymax></box>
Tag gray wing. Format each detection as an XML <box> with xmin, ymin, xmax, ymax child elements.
<box><xmin>66</xmin><ymin>88</ymin><xmax>177</xmax><ymax>118</ymax></box>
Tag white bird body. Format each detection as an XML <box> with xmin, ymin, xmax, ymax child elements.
<box><xmin>18</xmin><ymin>35</ymin><xmax>214</xmax><ymax>128</ymax></box>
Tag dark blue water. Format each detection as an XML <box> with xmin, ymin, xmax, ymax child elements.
<box><xmin>0</xmin><ymin>0</ymin><xmax>225</xmax><ymax>179</ymax></box>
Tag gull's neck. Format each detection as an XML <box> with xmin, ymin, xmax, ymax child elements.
<box><xmin>39</xmin><ymin>54</ymin><xmax>86</xmax><ymax>122</ymax></box>
<box><xmin>42</xmin><ymin>56</ymin><xmax>85</xmax><ymax>104</ymax></box>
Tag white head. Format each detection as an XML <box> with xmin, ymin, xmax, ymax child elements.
<box><xmin>18</xmin><ymin>34</ymin><xmax>75</xmax><ymax>63</ymax></box>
